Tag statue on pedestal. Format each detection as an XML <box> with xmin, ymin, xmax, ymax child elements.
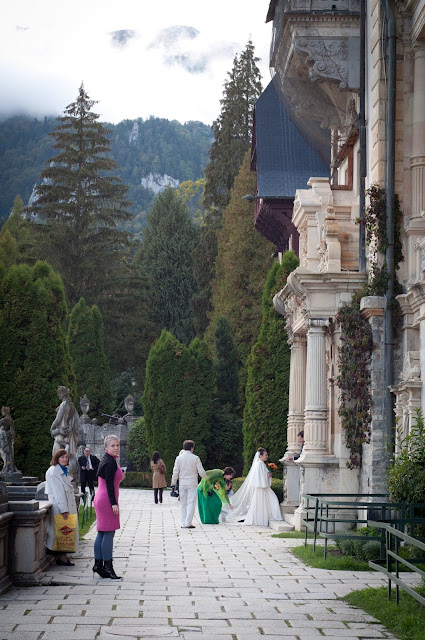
<box><xmin>0</xmin><ymin>406</ymin><xmax>21</xmax><ymax>478</ymax></box>
<box><xmin>50</xmin><ymin>386</ymin><xmax>80</xmax><ymax>482</ymax></box>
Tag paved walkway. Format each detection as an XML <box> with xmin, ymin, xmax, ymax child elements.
<box><xmin>0</xmin><ymin>488</ymin><xmax>414</xmax><ymax>640</ymax></box>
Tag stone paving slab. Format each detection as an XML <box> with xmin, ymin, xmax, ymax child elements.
<box><xmin>1</xmin><ymin>488</ymin><xmax>421</xmax><ymax>639</ymax></box>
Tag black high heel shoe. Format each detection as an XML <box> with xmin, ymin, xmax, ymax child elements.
<box><xmin>56</xmin><ymin>558</ymin><xmax>75</xmax><ymax>566</ymax></box>
<box><xmin>92</xmin><ymin>559</ymin><xmax>107</xmax><ymax>578</ymax></box>
<box><xmin>103</xmin><ymin>560</ymin><xmax>121</xmax><ymax>579</ymax></box>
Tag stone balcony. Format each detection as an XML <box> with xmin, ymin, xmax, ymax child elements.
<box><xmin>267</xmin><ymin>0</ymin><xmax>361</xmax><ymax>135</ymax></box>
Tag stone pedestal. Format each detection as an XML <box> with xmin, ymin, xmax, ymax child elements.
<box><xmin>282</xmin><ymin>461</ymin><xmax>301</xmax><ymax>512</ymax></box>
<box><xmin>0</xmin><ymin>482</ymin><xmax>13</xmax><ymax>594</ymax></box>
<box><xmin>8</xmin><ymin>500</ymin><xmax>53</xmax><ymax>585</ymax></box>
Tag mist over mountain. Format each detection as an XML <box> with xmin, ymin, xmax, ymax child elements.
<box><xmin>0</xmin><ymin>114</ymin><xmax>213</xmax><ymax>232</ymax></box>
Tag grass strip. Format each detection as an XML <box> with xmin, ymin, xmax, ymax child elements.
<box><xmin>290</xmin><ymin>543</ymin><xmax>371</xmax><ymax>570</ymax></box>
<box><xmin>344</xmin><ymin>585</ymin><xmax>425</xmax><ymax>640</ymax></box>
<box><xmin>272</xmin><ymin>531</ymin><xmax>314</xmax><ymax>539</ymax></box>
<box><xmin>78</xmin><ymin>504</ymin><xmax>96</xmax><ymax>538</ymax></box>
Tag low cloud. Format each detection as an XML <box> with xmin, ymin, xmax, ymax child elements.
<box><xmin>110</xmin><ymin>29</ymin><xmax>136</xmax><ymax>49</ymax></box>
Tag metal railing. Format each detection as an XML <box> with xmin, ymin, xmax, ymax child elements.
<box><xmin>79</xmin><ymin>490</ymin><xmax>94</xmax><ymax>529</ymax></box>
<box><xmin>302</xmin><ymin>494</ymin><xmax>425</xmax><ymax>558</ymax></box>
<box><xmin>368</xmin><ymin>520</ymin><xmax>425</xmax><ymax>605</ymax></box>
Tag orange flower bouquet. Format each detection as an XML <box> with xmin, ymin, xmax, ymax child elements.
<box><xmin>268</xmin><ymin>462</ymin><xmax>278</xmax><ymax>472</ymax></box>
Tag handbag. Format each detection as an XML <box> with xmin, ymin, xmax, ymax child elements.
<box><xmin>159</xmin><ymin>463</ymin><xmax>166</xmax><ymax>475</ymax></box>
<box><xmin>52</xmin><ymin>513</ymin><xmax>78</xmax><ymax>552</ymax></box>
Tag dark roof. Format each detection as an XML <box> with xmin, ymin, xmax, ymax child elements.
<box><xmin>254</xmin><ymin>81</ymin><xmax>330</xmax><ymax>199</ymax></box>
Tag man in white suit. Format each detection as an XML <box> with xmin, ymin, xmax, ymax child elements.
<box><xmin>171</xmin><ymin>440</ymin><xmax>207</xmax><ymax>528</ymax></box>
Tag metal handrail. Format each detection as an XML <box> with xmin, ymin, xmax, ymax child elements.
<box><xmin>302</xmin><ymin>494</ymin><xmax>425</xmax><ymax>558</ymax></box>
<box><xmin>368</xmin><ymin>520</ymin><xmax>425</xmax><ymax>605</ymax></box>
<box><xmin>80</xmin><ymin>490</ymin><xmax>94</xmax><ymax>528</ymax></box>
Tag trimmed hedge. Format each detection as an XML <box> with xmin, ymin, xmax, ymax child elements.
<box><xmin>121</xmin><ymin>471</ymin><xmax>170</xmax><ymax>488</ymax></box>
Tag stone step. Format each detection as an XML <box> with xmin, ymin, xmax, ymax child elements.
<box><xmin>269</xmin><ymin>519</ymin><xmax>294</xmax><ymax>532</ymax></box>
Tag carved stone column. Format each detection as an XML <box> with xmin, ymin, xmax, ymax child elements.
<box><xmin>303</xmin><ymin>319</ymin><xmax>329</xmax><ymax>457</ymax></box>
<box><xmin>411</xmin><ymin>46</ymin><xmax>425</xmax><ymax>219</ymax></box>
<box><xmin>285</xmin><ymin>334</ymin><xmax>307</xmax><ymax>457</ymax></box>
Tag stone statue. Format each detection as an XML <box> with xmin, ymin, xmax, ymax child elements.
<box><xmin>0</xmin><ymin>406</ymin><xmax>21</xmax><ymax>478</ymax></box>
<box><xmin>50</xmin><ymin>386</ymin><xmax>80</xmax><ymax>481</ymax></box>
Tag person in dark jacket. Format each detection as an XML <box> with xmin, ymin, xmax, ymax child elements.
<box><xmin>78</xmin><ymin>447</ymin><xmax>100</xmax><ymax>498</ymax></box>
<box><xmin>92</xmin><ymin>435</ymin><xmax>125</xmax><ymax>580</ymax></box>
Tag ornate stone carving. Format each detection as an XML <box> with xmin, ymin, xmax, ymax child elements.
<box><xmin>0</xmin><ymin>406</ymin><xmax>21</xmax><ymax>479</ymax></box>
<box><xmin>50</xmin><ymin>386</ymin><xmax>80</xmax><ymax>482</ymax></box>
<box><xmin>294</xmin><ymin>37</ymin><xmax>349</xmax><ymax>88</ymax></box>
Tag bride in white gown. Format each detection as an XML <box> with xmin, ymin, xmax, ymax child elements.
<box><xmin>229</xmin><ymin>448</ymin><xmax>282</xmax><ymax>526</ymax></box>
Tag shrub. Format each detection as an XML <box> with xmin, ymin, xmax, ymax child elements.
<box><xmin>127</xmin><ymin>418</ymin><xmax>150</xmax><ymax>471</ymax></box>
<box><xmin>388</xmin><ymin>410</ymin><xmax>425</xmax><ymax>506</ymax></box>
<box><xmin>121</xmin><ymin>471</ymin><xmax>154</xmax><ymax>488</ymax></box>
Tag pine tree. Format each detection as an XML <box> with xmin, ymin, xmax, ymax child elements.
<box><xmin>215</xmin><ymin>317</ymin><xmax>239</xmax><ymax>411</ymax></box>
<box><xmin>0</xmin><ymin>261</ymin><xmax>74</xmax><ymax>477</ymax></box>
<box><xmin>26</xmin><ymin>83</ymin><xmax>132</xmax><ymax>308</ymax></box>
<box><xmin>137</xmin><ymin>187</ymin><xmax>199</xmax><ymax>345</ymax></box>
<box><xmin>242</xmin><ymin>252</ymin><xmax>299</xmax><ymax>474</ymax></box>
<box><xmin>203</xmin><ymin>40</ymin><xmax>262</xmax><ymax>211</ymax></box>
<box><xmin>142</xmin><ymin>330</ymin><xmax>213</xmax><ymax>473</ymax></box>
<box><xmin>192</xmin><ymin>41</ymin><xmax>262</xmax><ymax>339</ymax></box>
<box><xmin>68</xmin><ymin>298</ymin><xmax>113</xmax><ymax>418</ymax></box>
<box><xmin>204</xmin><ymin>151</ymin><xmax>274</xmax><ymax>372</ymax></box>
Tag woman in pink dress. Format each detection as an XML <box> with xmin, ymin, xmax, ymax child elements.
<box><xmin>92</xmin><ymin>435</ymin><xmax>125</xmax><ymax>579</ymax></box>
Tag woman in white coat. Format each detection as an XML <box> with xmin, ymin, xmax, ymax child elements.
<box><xmin>45</xmin><ymin>448</ymin><xmax>78</xmax><ymax>566</ymax></box>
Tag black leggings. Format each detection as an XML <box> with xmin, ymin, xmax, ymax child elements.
<box><xmin>154</xmin><ymin>488</ymin><xmax>163</xmax><ymax>503</ymax></box>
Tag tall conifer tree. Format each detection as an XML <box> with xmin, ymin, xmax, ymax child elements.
<box><xmin>138</xmin><ymin>187</ymin><xmax>199</xmax><ymax>345</ymax></box>
<box><xmin>27</xmin><ymin>83</ymin><xmax>132</xmax><ymax>308</ymax></box>
<box><xmin>203</xmin><ymin>40</ymin><xmax>262</xmax><ymax>211</ymax></box>
<box><xmin>243</xmin><ymin>252</ymin><xmax>299</xmax><ymax>474</ymax></box>
<box><xmin>204</xmin><ymin>151</ymin><xmax>273</xmax><ymax>371</ymax></box>
<box><xmin>193</xmin><ymin>40</ymin><xmax>262</xmax><ymax>336</ymax></box>
<box><xmin>215</xmin><ymin>317</ymin><xmax>239</xmax><ymax>411</ymax></box>
<box><xmin>0</xmin><ymin>261</ymin><xmax>74</xmax><ymax>477</ymax></box>
<box><xmin>68</xmin><ymin>298</ymin><xmax>113</xmax><ymax>418</ymax></box>
<box><xmin>142</xmin><ymin>330</ymin><xmax>213</xmax><ymax>472</ymax></box>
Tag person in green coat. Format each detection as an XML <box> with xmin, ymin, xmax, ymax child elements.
<box><xmin>197</xmin><ymin>468</ymin><xmax>235</xmax><ymax>524</ymax></box>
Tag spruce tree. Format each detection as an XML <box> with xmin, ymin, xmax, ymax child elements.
<box><xmin>205</xmin><ymin>150</ymin><xmax>274</xmax><ymax>371</ymax></box>
<box><xmin>203</xmin><ymin>40</ymin><xmax>262</xmax><ymax>211</ymax></box>
<box><xmin>138</xmin><ymin>187</ymin><xmax>199</xmax><ymax>345</ymax></box>
<box><xmin>142</xmin><ymin>330</ymin><xmax>213</xmax><ymax>472</ymax></box>
<box><xmin>0</xmin><ymin>261</ymin><xmax>74</xmax><ymax>477</ymax></box>
<box><xmin>68</xmin><ymin>298</ymin><xmax>113</xmax><ymax>418</ymax></box>
<box><xmin>243</xmin><ymin>252</ymin><xmax>299</xmax><ymax>474</ymax></box>
<box><xmin>27</xmin><ymin>83</ymin><xmax>132</xmax><ymax>308</ymax></box>
<box><xmin>192</xmin><ymin>40</ymin><xmax>262</xmax><ymax>337</ymax></box>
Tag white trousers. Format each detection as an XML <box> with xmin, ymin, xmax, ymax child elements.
<box><xmin>179</xmin><ymin>486</ymin><xmax>198</xmax><ymax>527</ymax></box>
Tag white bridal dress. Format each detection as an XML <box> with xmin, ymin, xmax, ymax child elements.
<box><xmin>229</xmin><ymin>452</ymin><xmax>282</xmax><ymax>526</ymax></box>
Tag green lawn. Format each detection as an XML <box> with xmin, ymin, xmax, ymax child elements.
<box><xmin>272</xmin><ymin>531</ymin><xmax>314</xmax><ymax>539</ymax></box>
<box><xmin>290</xmin><ymin>543</ymin><xmax>371</xmax><ymax>570</ymax></box>
<box><xmin>344</xmin><ymin>585</ymin><xmax>425</xmax><ymax>640</ymax></box>
<box><xmin>78</xmin><ymin>504</ymin><xmax>96</xmax><ymax>538</ymax></box>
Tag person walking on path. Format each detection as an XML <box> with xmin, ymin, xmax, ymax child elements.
<box><xmin>78</xmin><ymin>447</ymin><xmax>100</xmax><ymax>499</ymax></box>
<box><xmin>171</xmin><ymin>440</ymin><xmax>207</xmax><ymax>528</ymax></box>
<box><xmin>45</xmin><ymin>448</ymin><xmax>78</xmax><ymax>566</ymax></box>
<box><xmin>93</xmin><ymin>434</ymin><xmax>125</xmax><ymax>579</ymax></box>
<box><xmin>150</xmin><ymin>451</ymin><xmax>167</xmax><ymax>504</ymax></box>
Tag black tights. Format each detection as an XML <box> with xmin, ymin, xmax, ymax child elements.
<box><xmin>154</xmin><ymin>488</ymin><xmax>163</xmax><ymax>503</ymax></box>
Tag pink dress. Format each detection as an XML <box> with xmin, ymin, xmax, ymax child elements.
<box><xmin>94</xmin><ymin>455</ymin><xmax>124</xmax><ymax>531</ymax></box>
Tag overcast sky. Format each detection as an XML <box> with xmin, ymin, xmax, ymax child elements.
<box><xmin>1</xmin><ymin>1</ymin><xmax>272</xmax><ymax>126</ymax></box>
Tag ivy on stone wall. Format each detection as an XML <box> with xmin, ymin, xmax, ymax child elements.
<box><xmin>337</xmin><ymin>185</ymin><xmax>403</xmax><ymax>468</ymax></box>
<box><xmin>336</xmin><ymin>287</ymin><xmax>373</xmax><ymax>469</ymax></box>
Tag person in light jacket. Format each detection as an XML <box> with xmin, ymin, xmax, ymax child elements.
<box><xmin>45</xmin><ymin>448</ymin><xmax>78</xmax><ymax>566</ymax></box>
<box><xmin>171</xmin><ymin>440</ymin><xmax>207</xmax><ymax>529</ymax></box>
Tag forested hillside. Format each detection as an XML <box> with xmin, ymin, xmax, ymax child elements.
<box><xmin>0</xmin><ymin>115</ymin><xmax>212</xmax><ymax>229</ymax></box>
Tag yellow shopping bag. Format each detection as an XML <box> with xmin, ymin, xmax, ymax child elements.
<box><xmin>52</xmin><ymin>514</ymin><xmax>77</xmax><ymax>552</ymax></box>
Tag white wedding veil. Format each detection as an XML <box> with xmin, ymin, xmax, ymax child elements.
<box><xmin>228</xmin><ymin>451</ymin><xmax>261</xmax><ymax>520</ymax></box>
